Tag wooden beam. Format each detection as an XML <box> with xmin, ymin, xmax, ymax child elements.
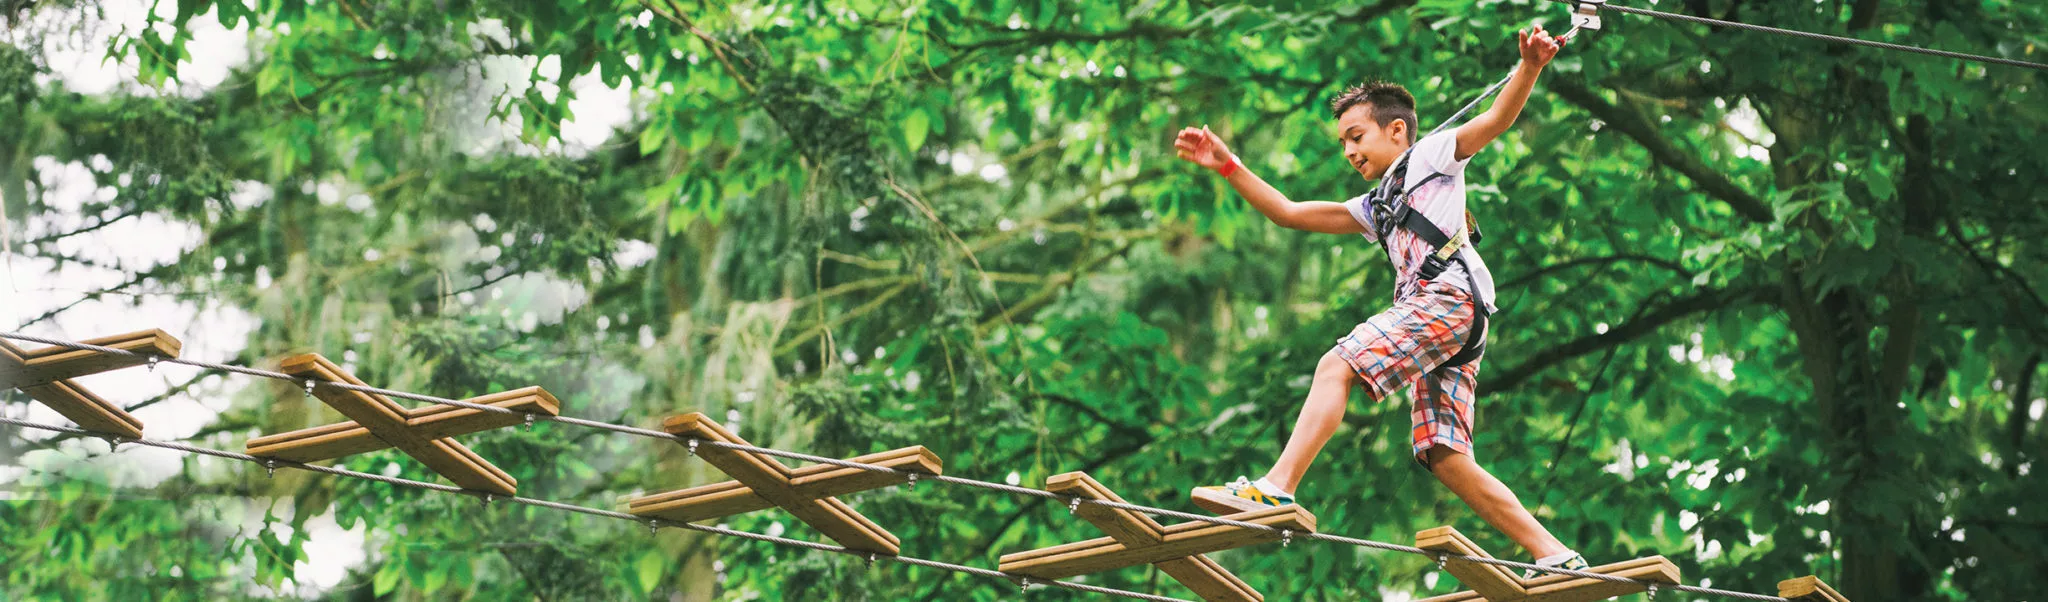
<box><xmin>0</xmin><ymin>329</ymin><xmax>182</xmax><ymax>389</ymax></box>
<box><xmin>18</xmin><ymin>381</ymin><xmax>144</xmax><ymax>439</ymax></box>
<box><xmin>998</xmin><ymin>504</ymin><xmax>1315</xmax><ymax>579</ymax></box>
<box><xmin>643</xmin><ymin>412</ymin><xmax>938</xmax><ymax>555</ymax></box>
<box><xmin>1156</xmin><ymin>555</ymin><xmax>1261</xmax><ymax>602</ymax></box>
<box><xmin>1045</xmin><ymin>472</ymin><xmax>1167</xmax><ymax>546</ymax></box>
<box><xmin>1</xmin><ymin>330</ymin><xmax>183</xmax><ymax>439</ymax></box>
<box><xmin>1416</xmin><ymin>526</ymin><xmax>1527</xmax><ymax>601</ymax></box>
<box><xmin>256</xmin><ymin>353</ymin><xmax>533</xmax><ymax>496</ymax></box>
<box><xmin>627</xmin><ymin>446</ymin><xmax>940</xmax><ymax>522</ymax></box>
<box><xmin>1044</xmin><ymin>472</ymin><xmax>1260</xmax><ymax>602</ymax></box>
<box><xmin>244</xmin><ymin>387</ymin><xmax>559</xmax><ymax>462</ymax></box>
<box><xmin>1415</xmin><ymin>525</ymin><xmax>1681</xmax><ymax>602</ymax></box>
<box><xmin>1779</xmin><ymin>576</ymin><xmax>1850</xmax><ymax>602</ymax></box>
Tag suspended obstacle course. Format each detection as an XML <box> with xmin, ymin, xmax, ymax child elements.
<box><xmin>0</xmin><ymin>330</ymin><xmax>1850</xmax><ymax>601</ymax></box>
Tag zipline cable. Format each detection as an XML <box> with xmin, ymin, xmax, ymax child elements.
<box><xmin>1549</xmin><ymin>0</ymin><xmax>2048</xmax><ymax>72</ymax></box>
<box><xmin>0</xmin><ymin>332</ymin><xmax>1788</xmax><ymax>601</ymax></box>
<box><xmin>0</xmin><ymin>416</ymin><xmax>1190</xmax><ymax>602</ymax></box>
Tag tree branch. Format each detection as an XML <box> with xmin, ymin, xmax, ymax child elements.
<box><xmin>1500</xmin><ymin>253</ymin><xmax>1691</xmax><ymax>292</ymax></box>
<box><xmin>2008</xmin><ymin>353</ymin><xmax>2040</xmax><ymax>479</ymax></box>
<box><xmin>1489</xmin><ymin>285</ymin><xmax>1773</xmax><ymax>392</ymax></box>
<box><xmin>942</xmin><ymin>21</ymin><xmax>1192</xmax><ymax>53</ymax></box>
<box><xmin>1028</xmin><ymin>393</ymin><xmax>1148</xmax><ymax>439</ymax></box>
<box><xmin>22</xmin><ymin>207</ymin><xmax>146</xmax><ymax>247</ymax></box>
<box><xmin>1549</xmin><ymin>76</ymin><xmax>1775</xmax><ymax>223</ymax></box>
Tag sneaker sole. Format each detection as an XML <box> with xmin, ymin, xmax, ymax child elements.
<box><xmin>1190</xmin><ymin>488</ymin><xmax>1276</xmax><ymax>515</ymax></box>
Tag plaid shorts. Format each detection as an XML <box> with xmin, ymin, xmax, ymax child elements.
<box><xmin>1330</xmin><ymin>280</ymin><xmax>1485</xmax><ymax>468</ymax></box>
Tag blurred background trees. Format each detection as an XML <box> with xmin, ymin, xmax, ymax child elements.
<box><xmin>2</xmin><ymin>0</ymin><xmax>2043</xmax><ymax>599</ymax></box>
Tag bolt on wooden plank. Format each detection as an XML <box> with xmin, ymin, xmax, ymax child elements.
<box><xmin>244</xmin><ymin>353</ymin><xmax>560</xmax><ymax>496</ymax></box>
<box><xmin>997</xmin><ymin>472</ymin><xmax>1318</xmax><ymax>602</ymax></box>
<box><xmin>627</xmin><ymin>412</ymin><xmax>942</xmax><ymax>556</ymax></box>
<box><xmin>1</xmin><ymin>329</ymin><xmax>183</xmax><ymax>439</ymax></box>
<box><xmin>1415</xmin><ymin>526</ymin><xmax>1680</xmax><ymax>602</ymax></box>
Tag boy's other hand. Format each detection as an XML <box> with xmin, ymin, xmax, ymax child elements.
<box><xmin>1518</xmin><ymin>25</ymin><xmax>1564</xmax><ymax>70</ymax></box>
<box><xmin>1174</xmin><ymin>126</ymin><xmax>1235</xmax><ymax>172</ymax></box>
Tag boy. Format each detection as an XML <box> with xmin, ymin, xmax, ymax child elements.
<box><xmin>1171</xmin><ymin>25</ymin><xmax>1586</xmax><ymax>574</ymax></box>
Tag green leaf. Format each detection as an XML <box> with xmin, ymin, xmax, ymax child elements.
<box><xmin>904</xmin><ymin>109</ymin><xmax>930</xmax><ymax>152</ymax></box>
<box><xmin>373</xmin><ymin>562</ymin><xmax>401</xmax><ymax>596</ymax></box>
<box><xmin>639</xmin><ymin>118</ymin><xmax>670</xmax><ymax>155</ymax></box>
<box><xmin>636</xmin><ymin>551</ymin><xmax>664</xmax><ymax>593</ymax></box>
<box><xmin>1862</xmin><ymin>166</ymin><xmax>1896</xmax><ymax>201</ymax></box>
<box><xmin>422</xmin><ymin>562</ymin><xmax>447</xmax><ymax>595</ymax></box>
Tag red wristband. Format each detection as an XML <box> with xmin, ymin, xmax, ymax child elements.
<box><xmin>1215</xmin><ymin>155</ymin><xmax>1241</xmax><ymax>178</ymax></box>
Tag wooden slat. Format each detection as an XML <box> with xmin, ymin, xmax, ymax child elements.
<box><xmin>663</xmin><ymin>412</ymin><xmax>792</xmax><ymax>478</ymax></box>
<box><xmin>277</xmin><ymin>354</ymin><xmax>517</xmax><ymax>495</ymax></box>
<box><xmin>627</xmin><ymin>446</ymin><xmax>939</xmax><ymax>509</ymax></box>
<box><xmin>627</xmin><ymin>446</ymin><xmax>940</xmax><ymax>523</ymax></box>
<box><xmin>1</xmin><ymin>330</ymin><xmax>182</xmax><ymax>439</ymax></box>
<box><xmin>997</xmin><ymin>506</ymin><xmax>1316</xmax><ymax>579</ymax></box>
<box><xmin>1046</xmin><ymin>472</ymin><xmax>1167</xmax><ymax>547</ymax></box>
<box><xmin>0</xmin><ymin>329</ymin><xmax>182</xmax><ymax>389</ymax></box>
<box><xmin>1042</xmin><ymin>472</ymin><xmax>1263</xmax><ymax>601</ymax></box>
<box><xmin>1157</xmin><ymin>555</ymin><xmax>1261</xmax><ymax>602</ymax></box>
<box><xmin>280</xmin><ymin>354</ymin><xmax>410</xmax><ymax>422</ymax></box>
<box><xmin>244</xmin><ymin>387</ymin><xmax>559</xmax><ymax>462</ymax></box>
<box><xmin>806</xmin><ymin>495</ymin><xmax>900</xmax><ymax>552</ymax></box>
<box><xmin>631</xmin><ymin>482</ymin><xmax>767</xmax><ymax>523</ymax></box>
<box><xmin>1417</xmin><ymin>526</ymin><xmax>1526</xmax><ymax>601</ymax></box>
<box><xmin>1779</xmin><ymin>576</ymin><xmax>1850</xmax><ymax>602</ymax></box>
<box><xmin>1416</xmin><ymin>558</ymin><xmax>1680</xmax><ymax>602</ymax></box>
<box><xmin>21</xmin><ymin>381</ymin><xmax>144</xmax><ymax>438</ymax></box>
<box><xmin>659</xmin><ymin>412</ymin><xmax>903</xmax><ymax>555</ymax></box>
<box><xmin>997</xmin><ymin>502</ymin><xmax>1288</xmax><ymax>566</ymax></box>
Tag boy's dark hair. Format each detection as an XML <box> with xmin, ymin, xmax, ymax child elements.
<box><xmin>1329</xmin><ymin>81</ymin><xmax>1418</xmax><ymax>144</ymax></box>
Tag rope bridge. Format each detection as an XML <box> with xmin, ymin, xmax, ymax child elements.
<box><xmin>1</xmin><ymin>330</ymin><xmax>1849</xmax><ymax>602</ymax></box>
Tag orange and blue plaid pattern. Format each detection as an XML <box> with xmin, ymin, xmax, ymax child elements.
<box><xmin>1331</xmin><ymin>280</ymin><xmax>1484</xmax><ymax>467</ymax></box>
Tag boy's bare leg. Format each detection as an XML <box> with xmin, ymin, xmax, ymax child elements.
<box><xmin>1261</xmin><ymin>351</ymin><xmax>1360</xmax><ymax>493</ymax></box>
<box><xmin>1426</xmin><ymin>446</ymin><xmax>1570</xmax><ymax>559</ymax></box>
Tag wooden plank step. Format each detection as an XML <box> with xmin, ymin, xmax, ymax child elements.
<box><xmin>627</xmin><ymin>446</ymin><xmax>939</xmax><ymax>523</ymax></box>
<box><xmin>0</xmin><ymin>329</ymin><xmax>182</xmax><ymax>389</ymax></box>
<box><xmin>275</xmin><ymin>353</ymin><xmax>518</xmax><ymax>495</ymax></box>
<box><xmin>1414</xmin><ymin>525</ymin><xmax>1680</xmax><ymax>602</ymax></box>
<box><xmin>244</xmin><ymin>387</ymin><xmax>559</xmax><ymax>462</ymax></box>
<box><xmin>998</xmin><ymin>505</ymin><xmax>1315</xmax><ymax>579</ymax></box>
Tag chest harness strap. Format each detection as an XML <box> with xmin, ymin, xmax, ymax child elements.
<box><xmin>1363</xmin><ymin>149</ymin><xmax>1490</xmax><ymax>368</ymax></box>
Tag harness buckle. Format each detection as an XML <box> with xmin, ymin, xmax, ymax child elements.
<box><xmin>1434</xmin><ymin>230</ymin><xmax>1468</xmax><ymax>261</ymax></box>
<box><xmin>1571</xmin><ymin>0</ymin><xmax>1605</xmax><ymax>31</ymax></box>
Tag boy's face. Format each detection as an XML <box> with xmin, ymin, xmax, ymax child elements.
<box><xmin>1337</xmin><ymin>103</ymin><xmax>1409</xmax><ymax>182</ymax></box>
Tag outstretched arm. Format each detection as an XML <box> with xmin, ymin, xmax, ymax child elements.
<box><xmin>1173</xmin><ymin>127</ymin><xmax>1364</xmax><ymax>235</ymax></box>
<box><xmin>1453</xmin><ymin>25</ymin><xmax>1566</xmax><ymax>160</ymax></box>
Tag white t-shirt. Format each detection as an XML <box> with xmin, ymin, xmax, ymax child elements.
<box><xmin>1340</xmin><ymin>131</ymin><xmax>1499</xmax><ymax>313</ymax></box>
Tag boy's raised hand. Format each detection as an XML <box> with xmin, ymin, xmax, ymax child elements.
<box><xmin>1517</xmin><ymin>24</ymin><xmax>1565</xmax><ymax>70</ymax></box>
<box><xmin>1173</xmin><ymin>126</ymin><xmax>1235</xmax><ymax>172</ymax></box>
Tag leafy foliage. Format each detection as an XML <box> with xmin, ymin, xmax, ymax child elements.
<box><xmin>3</xmin><ymin>0</ymin><xmax>2046</xmax><ymax>600</ymax></box>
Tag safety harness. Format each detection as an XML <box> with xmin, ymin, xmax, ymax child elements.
<box><xmin>1349</xmin><ymin>9</ymin><xmax>1599</xmax><ymax>368</ymax></box>
<box><xmin>1359</xmin><ymin>147</ymin><xmax>1490</xmax><ymax>368</ymax></box>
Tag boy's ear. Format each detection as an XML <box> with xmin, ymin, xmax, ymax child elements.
<box><xmin>1387</xmin><ymin>118</ymin><xmax>1410</xmax><ymax>145</ymax></box>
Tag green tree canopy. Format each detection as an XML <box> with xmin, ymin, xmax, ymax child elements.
<box><xmin>2</xmin><ymin>0</ymin><xmax>2043</xmax><ymax>600</ymax></box>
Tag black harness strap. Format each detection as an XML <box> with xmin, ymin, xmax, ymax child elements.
<box><xmin>1366</xmin><ymin>150</ymin><xmax>1490</xmax><ymax>368</ymax></box>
